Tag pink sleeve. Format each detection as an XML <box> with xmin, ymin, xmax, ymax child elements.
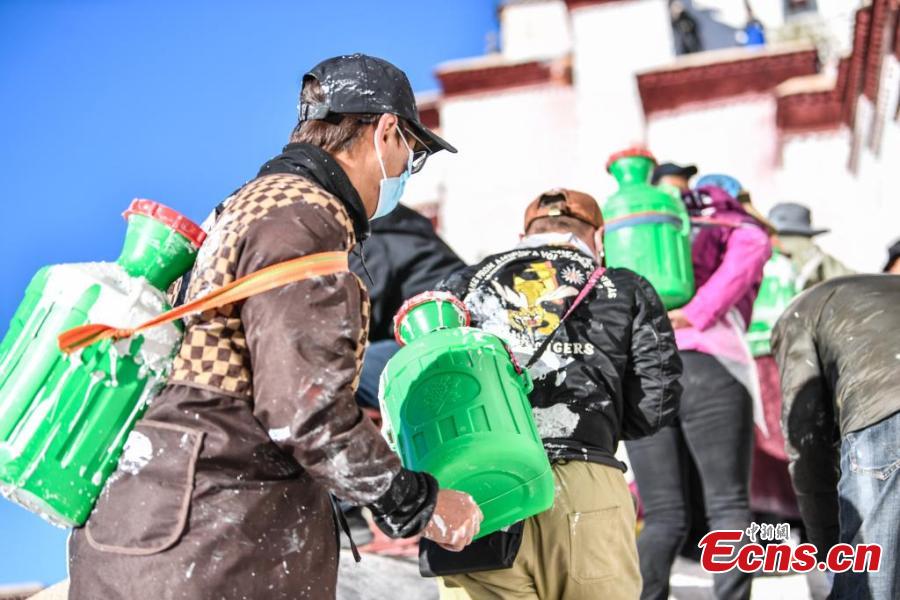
<box><xmin>682</xmin><ymin>225</ymin><xmax>771</xmax><ymax>331</ymax></box>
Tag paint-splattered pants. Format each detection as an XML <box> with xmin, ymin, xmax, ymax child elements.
<box><xmin>441</xmin><ymin>461</ymin><xmax>641</xmax><ymax>600</ymax></box>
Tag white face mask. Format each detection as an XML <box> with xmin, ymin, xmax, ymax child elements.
<box><xmin>518</xmin><ymin>232</ymin><xmax>599</xmax><ymax>262</ymax></box>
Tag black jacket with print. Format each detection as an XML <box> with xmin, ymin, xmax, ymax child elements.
<box><xmin>440</xmin><ymin>245</ymin><xmax>682</xmax><ymax>470</ymax></box>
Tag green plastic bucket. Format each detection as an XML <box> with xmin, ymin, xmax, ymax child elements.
<box><xmin>0</xmin><ymin>199</ymin><xmax>203</xmax><ymax>526</ymax></box>
<box><xmin>604</xmin><ymin>148</ymin><xmax>695</xmax><ymax>309</ymax></box>
<box><xmin>381</xmin><ymin>292</ymin><xmax>554</xmax><ymax>539</ymax></box>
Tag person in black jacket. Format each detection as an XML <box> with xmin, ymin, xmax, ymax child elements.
<box><xmin>439</xmin><ymin>189</ymin><xmax>682</xmax><ymax>600</ymax></box>
<box><xmin>349</xmin><ymin>204</ymin><xmax>465</xmax><ymax>408</ymax></box>
<box><xmin>773</xmin><ymin>274</ymin><xmax>900</xmax><ymax>600</ymax></box>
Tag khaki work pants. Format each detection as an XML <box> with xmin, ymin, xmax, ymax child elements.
<box><xmin>441</xmin><ymin>460</ymin><xmax>641</xmax><ymax>600</ymax></box>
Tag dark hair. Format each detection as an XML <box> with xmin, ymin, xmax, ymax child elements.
<box><xmin>290</xmin><ymin>78</ymin><xmax>380</xmax><ymax>153</ymax></box>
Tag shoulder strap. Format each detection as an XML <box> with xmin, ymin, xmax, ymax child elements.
<box><xmin>525</xmin><ymin>265</ymin><xmax>606</xmax><ymax>370</ymax></box>
<box><xmin>59</xmin><ymin>251</ymin><xmax>349</xmax><ymax>354</ymax></box>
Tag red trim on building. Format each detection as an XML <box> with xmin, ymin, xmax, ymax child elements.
<box><xmin>775</xmin><ymin>1</ymin><xmax>899</xmax><ymax>135</ymax></box>
<box><xmin>776</xmin><ymin>90</ymin><xmax>844</xmax><ymax>134</ymax></box>
<box><xmin>895</xmin><ymin>6</ymin><xmax>900</xmax><ymax>59</ymax></box>
<box><xmin>844</xmin><ymin>6</ymin><xmax>873</xmax><ymax>125</ymax></box>
<box><xmin>835</xmin><ymin>57</ymin><xmax>850</xmax><ymax>97</ymax></box>
<box><xmin>637</xmin><ymin>48</ymin><xmax>819</xmax><ymax>116</ymax></box>
<box><xmin>418</xmin><ymin>102</ymin><xmax>440</xmax><ymax>130</ymax></box>
<box><xmin>863</xmin><ymin>0</ymin><xmax>890</xmax><ymax>101</ymax></box>
<box><xmin>776</xmin><ymin>58</ymin><xmax>847</xmax><ymax>134</ymax></box>
<box><xmin>436</xmin><ymin>57</ymin><xmax>572</xmax><ymax>98</ymax></box>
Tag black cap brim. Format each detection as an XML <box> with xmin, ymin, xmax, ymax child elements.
<box><xmin>407</xmin><ymin>119</ymin><xmax>457</xmax><ymax>154</ymax></box>
<box><xmin>680</xmin><ymin>165</ymin><xmax>698</xmax><ymax>178</ymax></box>
<box><xmin>652</xmin><ymin>163</ymin><xmax>698</xmax><ymax>184</ymax></box>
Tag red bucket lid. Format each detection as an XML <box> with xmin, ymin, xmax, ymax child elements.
<box><xmin>393</xmin><ymin>291</ymin><xmax>471</xmax><ymax>345</ymax></box>
<box><xmin>605</xmin><ymin>146</ymin><xmax>657</xmax><ymax>172</ymax></box>
<box><xmin>123</xmin><ymin>199</ymin><xmax>206</xmax><ymax>248</ymax></box>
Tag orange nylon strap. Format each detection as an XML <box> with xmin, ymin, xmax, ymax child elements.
<box><xmin>58</xmin><ymin>251</ymin><xmax>349</xmax><ymax>354</ymax></box>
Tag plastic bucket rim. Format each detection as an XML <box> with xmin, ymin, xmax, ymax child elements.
<box><xmin>393</xmin><ymin>291</ymin><xmax>471</xmax><ymax>346</ymax></box>
<box><xmin>123</xmin><ymin>199</ymin><xmax>206</xmax><ymax>249</ymax></box>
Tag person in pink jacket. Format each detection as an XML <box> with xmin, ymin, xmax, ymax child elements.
<box><xmin>626</xmin><ymin>184</ymin><xmax>771</xmax><ymax>600</ymax></box>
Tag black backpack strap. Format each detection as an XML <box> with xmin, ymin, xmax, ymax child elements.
<box><xmin>331</xmin><ymin>495</ymin><xmax>362</xmax><ymax>563</ymax></box>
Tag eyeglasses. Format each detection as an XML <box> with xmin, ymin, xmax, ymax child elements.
<box><xmin>401</xmin><ymin>127</ymin><xmax>430</xmax><ymax>174</ymax></box>
<box><xmin>359</xmin><ymin>117</ymin><xmax>430</xmax><ymax>174</ymax></box>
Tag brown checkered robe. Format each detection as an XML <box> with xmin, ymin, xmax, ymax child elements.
<box><xmin>68</xmin><ymin>170</ymin><xmax>409</xmax><ymax>600</ymax></box>
<box><xmin>169</xmin><ymin>172</ymin><xmax>369</xmax><ymax>397</ymax></box>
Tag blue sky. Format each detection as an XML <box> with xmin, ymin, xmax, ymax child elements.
<box><xmin>0</xmin><ymin>0</ymin><xmax>497</xmax><ymax>585</ymax></box>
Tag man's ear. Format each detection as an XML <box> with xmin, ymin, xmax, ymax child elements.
<box><xmin>593</xmin><ymin>227</ymin><xmax>606</xmax><ymax>262</ymax></box>
<box><xmin>375</xmin><ymin>113</ymin><xmax>398</xmax><ymax>144</ymax></box>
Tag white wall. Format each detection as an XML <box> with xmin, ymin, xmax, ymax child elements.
<box><xmin>645</xmin><ymin>94</ymin><xmax>780</xmax><ymax>204</ymax></box>
<box><xmin>416</xmin><ymin>0</ymin><xmax>894</xmax><ymax>272</ymax></box>
<box><xmin>501</xmin><ymin>0</ymin><xmax>572</xmax><ymax>61</ymax></box>
<box><xmin>774</xmin><ymin>55</ymin><xmax>900</xmax><ymax>273</ymax></box>
<box><xmin>569</xmin><ymin>0</ymin><xmax>675</xmax><ymax>197</ymax></box>
<box><xmin>435</xmin><ymin>84</ymin><xmax>579</xmax><ymax>263</ymax></box>
<box><xmin>777</xmin><ymin>126</ymin><xmax>899</xmax><ymax>273</ymax></box>
<box><xmin>840</xmin><ymin>55</ymin><xmax>900</xmax><ymax>271</ymax></box>
<box><xmin>775</xmin><ymin>128</ymin><xmax>860</xmax><ymax>265</ymax></box>
<box><xmin>644</xmin><ymin>80</ymin><xmax>899</xmax><ymax>273</ymax></box>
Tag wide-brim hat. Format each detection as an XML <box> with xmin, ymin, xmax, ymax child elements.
<box><xmin>768</xmin><ymin>202</ymin><xmax>829</xmax><ymax>237</ymax></box>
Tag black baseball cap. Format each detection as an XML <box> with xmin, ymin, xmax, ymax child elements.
<box><xmin>299</xmin><ymin>53</ymin><xmax>457</xmax><ymax>155</ymax></box>
<box><xmin>651</xmin><ymin>162</ymin><xmax>698</xmax><ymax>185</ymax></box>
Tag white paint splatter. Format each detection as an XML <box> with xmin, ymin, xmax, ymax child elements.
<box><xmin>532</xmin><ymin>404</ymin><xmax>580</xmax><ymax>439</ymax></box>
<box><xmin>431</xmin><ymin>514</ymin><xmax>448</xmax><ymax>536</ymax></box>
<box><xmin>554</xmin><ymin>370</ymin><xmax>567</xmax><ymax>387</ymax></box>
<box><xmin>119</xmin><ymin>431</ymin><xmax>153</xmax><ymax>475</ymax></box>
<box><xmin>185</xmin><ymin>561</ymin><xmax>196</xmax><ymax>579</ymax></box>
<box><xmin>268</xmin><ymin>427</ymin><xmax>291</xmax><ymax>442</ymax></box>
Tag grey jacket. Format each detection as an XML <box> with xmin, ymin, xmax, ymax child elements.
<box><xmin>772</xmin><ymin>274</ymin><xmax>900</xmax><ymax>550</ymax></box>
<box><xmin>778</xmin><ymin>235</ymin><xmax>854</xmax><ymax>291</ymax></box>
